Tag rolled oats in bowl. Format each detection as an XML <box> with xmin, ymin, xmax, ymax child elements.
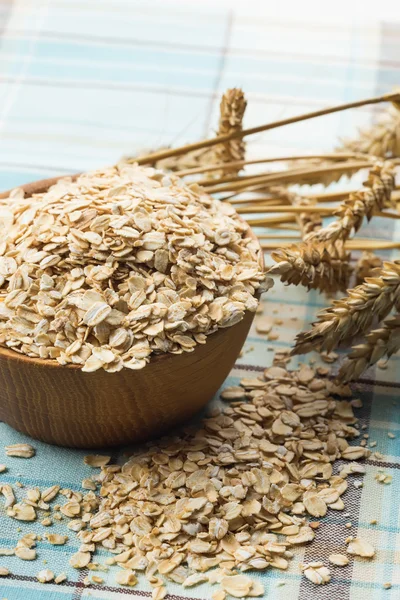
<box><xmin>0</xmin><ymin>164</ymin><xmax>270</xmax><ymax>372</ymax></box>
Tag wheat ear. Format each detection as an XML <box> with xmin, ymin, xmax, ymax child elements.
<box><xmin>268</xmin><ymin>161</ymin><xmax>395</xmax><ymax>293</ymax></box>
<box><xmin>339</xmin><ymin>104</ymin><xmax>400</xmax><ymax>158</ymax></box>
<box><xmin>212</xmin><ymin>88</ymin><xmax>247</xmax><ymax>176</ymax></box>
<box><xmin>292</xmin><ymin>260</ymin><xmax>400</xmax><ymax>355</ymax></box>
<box><xmin>269</xmin><ymin>241</ymin><xmax>351</xmax><ymax>293</ymax></box>
<box><xmin>142</xmin><ymin>89</ymin><xmax>247</xmax><ymax>174</ymax></box>
<box><xmin>355</xmin><ymin>251</ymin><xmax>383</xmax><ymax>285</ymax></box>
<box><xmin>306</xmin><ymin>161</ymin><xmax>395</xmax><ymax>244</ymax></box>
<box><xmin>338</xmin><ymin>314</ymin><xmax>400</xmax><ymax>382</ymax></box>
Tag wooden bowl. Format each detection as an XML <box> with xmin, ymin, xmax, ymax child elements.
<box><xmin>0</xmin><ymin>177</ymin><xmax>263</xmax><ymax>448</ymax></box>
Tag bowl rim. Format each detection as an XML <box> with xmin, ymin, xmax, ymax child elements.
<box><xmin>0</xmin><ymin>174</ymin><xmax>264</xmax><ymax>370</ymax></box>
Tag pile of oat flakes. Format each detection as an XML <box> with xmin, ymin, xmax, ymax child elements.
<box><xmin>1</xmin><ymin>363</ymin><xmax>377</xmax><ymax>597</ymax></box>
<box><xmin>0</xmin><ymin>164</ymin><xmax>268</xmax><ymax>371</ymax></box>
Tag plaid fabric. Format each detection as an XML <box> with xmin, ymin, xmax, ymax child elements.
<box><xmin>1</xmin><ymin>1</ymin><xmax>400</xmax><ymax>598</ymax></box>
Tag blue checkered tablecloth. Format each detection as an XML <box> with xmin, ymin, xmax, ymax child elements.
<box><xmin>1</xmin><ymin>1</ymin><xmax>400</xmax><ymax>598</ymax></box>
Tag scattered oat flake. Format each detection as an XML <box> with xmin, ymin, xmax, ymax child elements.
<box><xmin>383</xmin><ymin>582</ymin><xmax>392</xmax><ymax>589</ymax></box>
<box><xmin>69</xmin><ymin>551</ymin><xmax>91</xmax><ymax>569</ymax></box>
<box><xmin>41</xmin><ymin>485</ymin><xmax>60</xmax><ymax>503</ymax></box>
<box><xmin>302</xmin><ymin>562</ymin><xmax>331</xmax><ymax>585</ymax></box>
<box><xmin>373</xmin><ymin>451</ymin><xmax>385</xmax><ymax>460</ymax></box>
<box><xmin>55</xmin><ymin>573</ymin><xmax>67</xmax><ymax>584</ymax></box>
<box><xmin>45</xmin><ymin>534</ymin><xmax>68</xmax><ymax>545</ymax></box>
<box><xmin>255</xmin><ymin>317</ymin><xmax>272</xmax><ymax>334</ymax></box>
<box><xmin>84</xmin><ymin>455</ymin><xmax>111</xmax><ymax>468</ymax></box>
<box><xmin>221</xmin><ymin>575</ymin><xmax>253</xmax><ymax>597</ymax></box>
<box><xmin>0</xmin><ymin>362</ymin><xmax>376</xmax><ymax>597</ymax></box>
<box><xmin>8</xmin><ymin>503</ymin><xmax>36</xmax><ymax>521</ymax></box>
<box><xmin>37</xmin><ymin>569</ymin><xmax>54</xmax><ymax>583</ymax></box>
<box><xmin>1</xmin><ymin>485</ymin><xmax>16</xmax><ymax>508</ymax></box>
<box><xmin>267</xmin><ymin>332</ymin><xmax>279</xmax><ymax>341</ymax></box>
<box><xmin>0</xmin><ymin>567</ymin><xmax>10</xmax><ymax>577</ymax></box>
<box><xmin>249</xmin><ymin>580</ymin><xmax>264</xmax><ymax>596</ymax></box>
<box><xmin>82</xmin><ymin>478</ymin><xmax>97</xmax><ymax>490</ymax></box>
<box><xmin>220</xmin><ymin>386</ymin><xmax>246</xmax><ymax>401</ymax></box>
<box><xmin>387</xmin><ymin>432</ymin><xmax>396</xmax><ymax>439</ymax></box>
<box><xmin>5</xmin><ymin>444</ymin><xmax>35</xmax><ymax>458</ymax></box>
<box><xmin>347</xmin><ymin>538</ymin><xmax>375</xmax><ymax>558</ymax></box>
<box><xmin>183</xmin><ymin>573</ymin><xmax>209</xmax><ymax>587</ymax></box>
<box><xmin>329</xmin><ymin>553</ymin><xmax>349</xmax><ymax>567</ymax></box>
<box><xmin>320</xmin><ymin>351</ymin><xmax>338</xmax><ymax>363</ymax></box>
<box><xmin>0</xmin><ymin>465</ymin><xmax>7</xmax><ymax>473</ymax></box>
<box><xmin>375</xmin><ymin>472</ymin><xmax>392</xmax><ymax>485</ymax></box>
<box><xmin>116</xmin><ymin>570</ymin><xmax>138</xmax><ymax>587</ymax></box>
<box><xmin>152</xmin><ymin>586</ymin><xmax>167</xmax><ymax>600</ymax></box>
<box><xmin>15</xmin><ymin>547</ymin><xmax>36</xmax><ymax>561</ymax></box>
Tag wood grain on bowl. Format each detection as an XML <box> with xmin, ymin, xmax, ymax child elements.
<box><xmin>0</xmin><ymin>175</ymin><xmax>264</xmax><ymax>448</ymax></box>
<box><xmin>0</xmin><ymin>311</ymin><xmax>255</xmax><ymax>448</ymax></box>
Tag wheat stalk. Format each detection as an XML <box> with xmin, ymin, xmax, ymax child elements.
<box><xmin>134</xmin><ymin>92</ymin><xmax>400</xmax><ymax>165</ymax></box>
<box><xmin>269</xmin><ymin>187</ymin><xmax>322</xmax><ymax>237</ymax></box>
<box><xmin>263</xmin><ymin>239</ymin><xmax>400</xmax><ymax>250</ymax></box>
<box><xmin>338</xmin><ymin>314</ymin><xmax>400</xmax><ymax>382</ymax></box>
<box><xmin>278</xmin><ymin>158</ymin><xmax>363</xmax><ymax>187</ymax></box>
<box><xmin>173</xmin><ymin>153</ymin><xmax>360</xmax><ymax>178</ymax></box>
<box><xmin>292</xmin><ymin>260</ymin><xmax>400</xmax><ymax>355</ymax></box>
<box><xmin>153</xmin><ymin>147</ymin><xmax>215</xmax><ymax>172</ymax></box>
<box><xmin>204</xmin><ymin>160</ymin><xmax>371</xmax><ymax>195</ymax></box>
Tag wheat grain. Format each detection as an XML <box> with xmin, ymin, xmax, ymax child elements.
<box><xmin>293</xmin><ymin>260</ymin><xmax>400</xmax><ymax>355</ymax></box>
<box><xmin>338</xmin><ymin>314</ymin><xmax>400</xmax><ymax>382</ymax></box>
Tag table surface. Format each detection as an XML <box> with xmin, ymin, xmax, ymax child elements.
<box><xmin>1</xmin><ymin>1</ymin><xmax>400</xmax><ymax>598</ymax></box>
